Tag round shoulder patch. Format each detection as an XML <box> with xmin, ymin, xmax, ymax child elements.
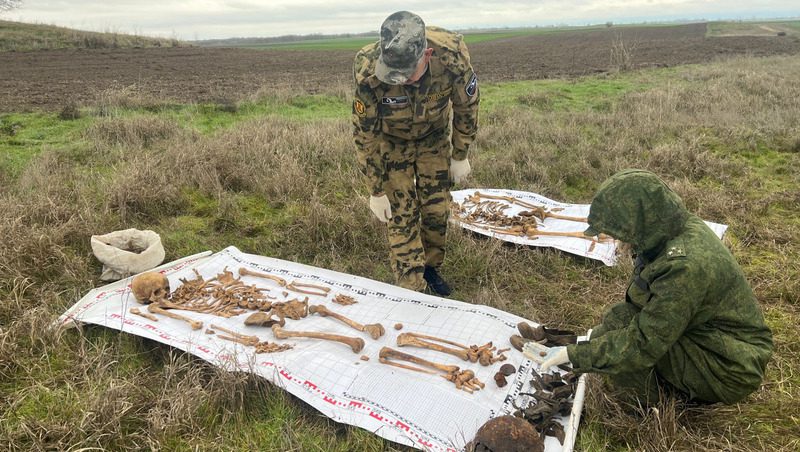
<box><xmin>354</xmin><ymin>99</ymin><xmax>366</xmax><ymax>117</ymax></box>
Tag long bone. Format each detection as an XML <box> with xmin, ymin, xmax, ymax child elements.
<box><xmin>272</xmin><ymin>324</ymin><xmax>365</xmax><ymax>353</ymax></box>
<box><xmin>397</xmin><ymin>333</ymin><xmax>470</xmax><ymax>361</ymax></box>
<box><xmin>129</xmin><ymin>307</ymin><xmax>158</xmax><ymax>322</ymax></box>
<box><xmin>398</xmin><ymin>332</ymin><xmax>505</xmax><ymax>365</ymax></box>
<box><xmin>148</xmin><ymin>303</ymin><xmax>203</xmax><ymax>330</ymax></box>
<box><xmin>210</xmin><ymin>324</ymin><xmax>260</xmax><ymax>346</ymax></box>
<box><xmin>286</xmin><ymin>282</ymin><xmax>330</xmax><ymax>297</ymax></box>
<box><xmin>379</xmin><ymin>347</ymin><xmax>483</xmax><ymax>393</ymax></box>
<box><xmin>379</xmin><ymin>347</ymin><xmax>460</xmax><ymax>374</ymax></box>
<box><xmin>309</xmin><ymin>304</ymin><xmax>385</xmax><ymax>339</ymax></box>
<box><xmin>238</xmin><ymin>268</ymin><xmax>287</xmax><ymax>287</ymax></box>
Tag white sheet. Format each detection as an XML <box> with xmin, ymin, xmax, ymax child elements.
<box><xmin>59</xmin><ymin>246</ymin><xmax>586</xmax><ymax>452</ymax></box>
<box><xmin>451</xmin><ymin>189</ymin><xmax>728</xmax><ymax>266</ymax></box>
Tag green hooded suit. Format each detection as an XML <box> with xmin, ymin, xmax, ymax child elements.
<box><xmin>567</xmin><ymin>170</ymin><xmax>773</xmax><ymax>403</ymax></box>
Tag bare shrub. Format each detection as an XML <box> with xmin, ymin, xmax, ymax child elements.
<box><xmin>58</xmin><ymin>101</ymin><xmax>81</xmax><ymax>120</ymax></box>
<box><xmin>610</xmin><ymin>31</ymin><xmax>637</xmax><ymax>72</ymax></box>
<box><xmin>92</xmin><ymin>84</ymin><xmax>172</xmax><ymax>116</ymax></box>
<box><xmin>86</xmin><ymin>116</ymin><xmax>184</xmax><ymax>149</ymax></box>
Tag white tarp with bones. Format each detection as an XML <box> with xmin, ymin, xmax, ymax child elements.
<box><xmin>59</xmin><ymin>246</ymin><xmax>587</xmax><ymax>452</ymax></box>
<box><xmin>451</xmin><ymin>189</ymin><xmax>728</xmax><ymax>266</ymax></box>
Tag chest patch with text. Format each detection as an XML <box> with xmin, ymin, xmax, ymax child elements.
<box><xmin>382</xmin><ymin>96</ymin><xmax>409</xmax><ymax>107</ymax></box>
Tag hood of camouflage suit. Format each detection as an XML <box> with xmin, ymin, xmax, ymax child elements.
<box><xmin>586</xmin><ymin>169</ymin><xmax>689</xmax><ymax>256</ymax></box>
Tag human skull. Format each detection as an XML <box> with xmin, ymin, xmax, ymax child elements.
<box><xmin>130</xmin><ymin>272</ymin><xmax>170</xmax><ymax>304</ymax></box>
<box><xmin>466</xmin><ymin>415</ymin><xmax>543</xmax><ymax>452</ymax></box>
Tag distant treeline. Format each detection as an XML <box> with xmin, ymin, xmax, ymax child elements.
<box><xmin>194</xmin><ymin>31</ymin><xmax>378</xmax><ymax>47</ymax></box>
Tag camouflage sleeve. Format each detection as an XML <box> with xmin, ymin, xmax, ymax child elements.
<box><xmin>567</xmin><ymin>260</ymin><xmax>701</xmax><ymax>374</ymax></box>
<box><xmin>449</xmin><ymin>37</ymin><xmax>479</xmax><ymax>161</ymax></box>
<box><xmin>352</xmin><ymin>75</ymin><xmax>383</xmax><ymax>195</ymax></box>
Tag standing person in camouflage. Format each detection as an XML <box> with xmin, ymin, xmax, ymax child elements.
<box><xmin>539</xmin><ymin>169</ymin><xmax>773</xmax><ymax>404</ymax></box>
<box><xmin>352</xmin><ymin>11</ymin><xmax>479</xmax><ymax>295</ymax></box>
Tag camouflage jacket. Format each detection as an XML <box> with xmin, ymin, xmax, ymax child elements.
<box><xmin>352</xmin><ymin>26</ymin><xmax>480</xmax><ymax>195</ymax></box>
<box><xmin>567</xmin><ymin>170</ymin><xmax>773</xmax><ymax>403</ymax></box>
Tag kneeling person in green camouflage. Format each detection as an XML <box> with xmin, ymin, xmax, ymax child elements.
<box><xmin>352</xmin><ymin>11</ymin><xmax>480</xmax><ymax>295</ymax></box>
<box><xmin>541</xmin><ymin>169</ymin><xmax>773</xmax><ymax>404</ymax></box>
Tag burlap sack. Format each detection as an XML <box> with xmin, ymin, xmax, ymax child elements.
<box><xmin>90</xmin><ymin>229</ymin><xmax>165</xmax><ymax>281</ymax></box>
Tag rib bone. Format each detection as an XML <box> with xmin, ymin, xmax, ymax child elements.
<box><xmin>272</xmin><ymin>324</ymin><xmax>365</xmax><ymax>353</ymax></box>
<box><xmin>309</xmin><ymin>304</ymin><xmax>385</xmax><ymax>339</ymax></box>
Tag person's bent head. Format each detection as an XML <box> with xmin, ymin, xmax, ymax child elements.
<box><xmin>584</xmin><ymin>169</ymin><xmax>689</xmax><ymax>255</ymax></box>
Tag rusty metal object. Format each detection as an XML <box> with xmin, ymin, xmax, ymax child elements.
<box><xmin>466</xmin><ymin>415</ymin><xmax>544</xmax><ymax>452</ymax></box>
<box><xmin>513</xmin><ymin>370</ymin><xmax>578</xmax><ymax>445</ymax></box>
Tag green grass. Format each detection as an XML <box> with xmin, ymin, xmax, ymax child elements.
<box><xmin>2</xmin><ymin>55</ymin><xmax>799</xmax><ymax>451</ymax></box>
<box><xmin>707</xmin><ymin>20</ymin><xmax>800</xmax><ymax>37</ymax></box>
<box><xmin>0</xmin><ymin>112</ymin><xmax>91</xmax><ymax>177</ymax></box>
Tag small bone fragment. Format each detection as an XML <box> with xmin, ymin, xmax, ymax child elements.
<box><xmin>244</xmin><ymin>311</ymin><xmax>285</xmax><ymax>327</ymax></box>
<box><xmin>272</xmin><ymin>324</ymin><xmax>365</xmax><ymax>353</ymax></box>
<box><xmin>499</xmin><ymin>363</ymin><xmax>517</xmax><ymax>376</ymax></box>
<box><xmin>394</xmin><ymin>323</ymin><xmax>403</xmax><ymax>330</ymax></box>
<box><xmin>129</xmin><ymin>307</ymin><xmax>159</xmax><ymax>322</ymax></box>
<box><xmin>309</xmin><ymin>304</ymin><xmax>385</xmax><ymax>339</ymax></box>
<box><xmin>238</xmin><ymin>268</ymin><xmax>287</xmax><ymax>287</ymax></box>
<box><xmin>494</xmin><ymin>372</ymin><xmax>508</xmax><ymax>388</ymax></box>
<box><xmin>255</xmin><ymin>342</ymin><xmax>293</xmax><ymax>353</ymax></box>
<box><xmin>148</xmin><ymin>304</ymin><xmax>203</xmax><ymax>330</ymax></box>
<box><xmin>333</xmin><ymin>294</ymin><xmax>357</xmax><ymax>305</ymax></box>
<box><xmin>205</xmin><ymin>329</ymin><xmax>215</xmax><ymax>334</ymax></box>
<box><xmin>360</xmin><ymin>355</ymin><xmax>369</xmax><ymax>361</ymax></box>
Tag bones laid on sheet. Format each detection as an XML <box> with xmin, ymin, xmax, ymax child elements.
<box><xmin>452</xmin><ymin>191</ymin><xmax>614</xmax><ymax>244</ymax></box>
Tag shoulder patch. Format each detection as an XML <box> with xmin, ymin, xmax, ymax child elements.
<box><xmin>666</xmin><ymin>245</ymin><xmax>686</xmax><ymax>259</ymax></box>
<box><xmin>354</xmin><ymin>99</ymin><xmax>366</xmax><ymax>117</ymax></box>
<box><xmin>465</xmin><ymin>73</ymin><xmax>478</xmax><ymax>97</ymax></box>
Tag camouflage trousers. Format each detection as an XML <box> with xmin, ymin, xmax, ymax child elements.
<box><xmin>592</xmin><ymin>302</ymin><xmax>745</xmax><ymax>404</ymax></box>
<box><xmin>381</xmin><ymin>130</ymin><xmax>451</xmax><ymax>291</ymax></box>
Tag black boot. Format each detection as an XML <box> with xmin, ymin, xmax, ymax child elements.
<box><xmin>423</xmin><ymin>266</ymin><xmax>451</xmax><ymax>296</ymax></box>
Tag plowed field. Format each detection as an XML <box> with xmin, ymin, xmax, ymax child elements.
<box><xmin>2</xmin><ymin>23</ymin><xmax>799</xmax><ymax>112</ymax></box>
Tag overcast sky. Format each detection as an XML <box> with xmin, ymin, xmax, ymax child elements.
<box><xmin>5</xmin><ymin>1</ymin><xmax>799</xmax><ymax>40</ymax></box>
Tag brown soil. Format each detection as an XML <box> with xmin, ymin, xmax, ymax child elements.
<box><xmin>2</xmin><ymin>23</ymin><xmax>799</xmax><ymax>112</ymax></box>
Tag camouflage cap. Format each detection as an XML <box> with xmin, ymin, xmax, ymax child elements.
<box><xmin>375</xmin><ymin>11</ymin><xmax>427</xmax><ymax>85</ymax></box>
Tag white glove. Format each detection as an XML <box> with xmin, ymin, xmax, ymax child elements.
<box><xmin>450</xmin><ymin>158</ymin><xmax>471</xmax><ymax>184</ymax></box>
<box><xmin>539</xmin><ymin>346</ymin><xmax>570</xmax><ymax>370</ymax></box>
<box><xmin>369</xmin><ymin>194</ymin><xmax>392</xmax><ymax>222</ymax></box>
